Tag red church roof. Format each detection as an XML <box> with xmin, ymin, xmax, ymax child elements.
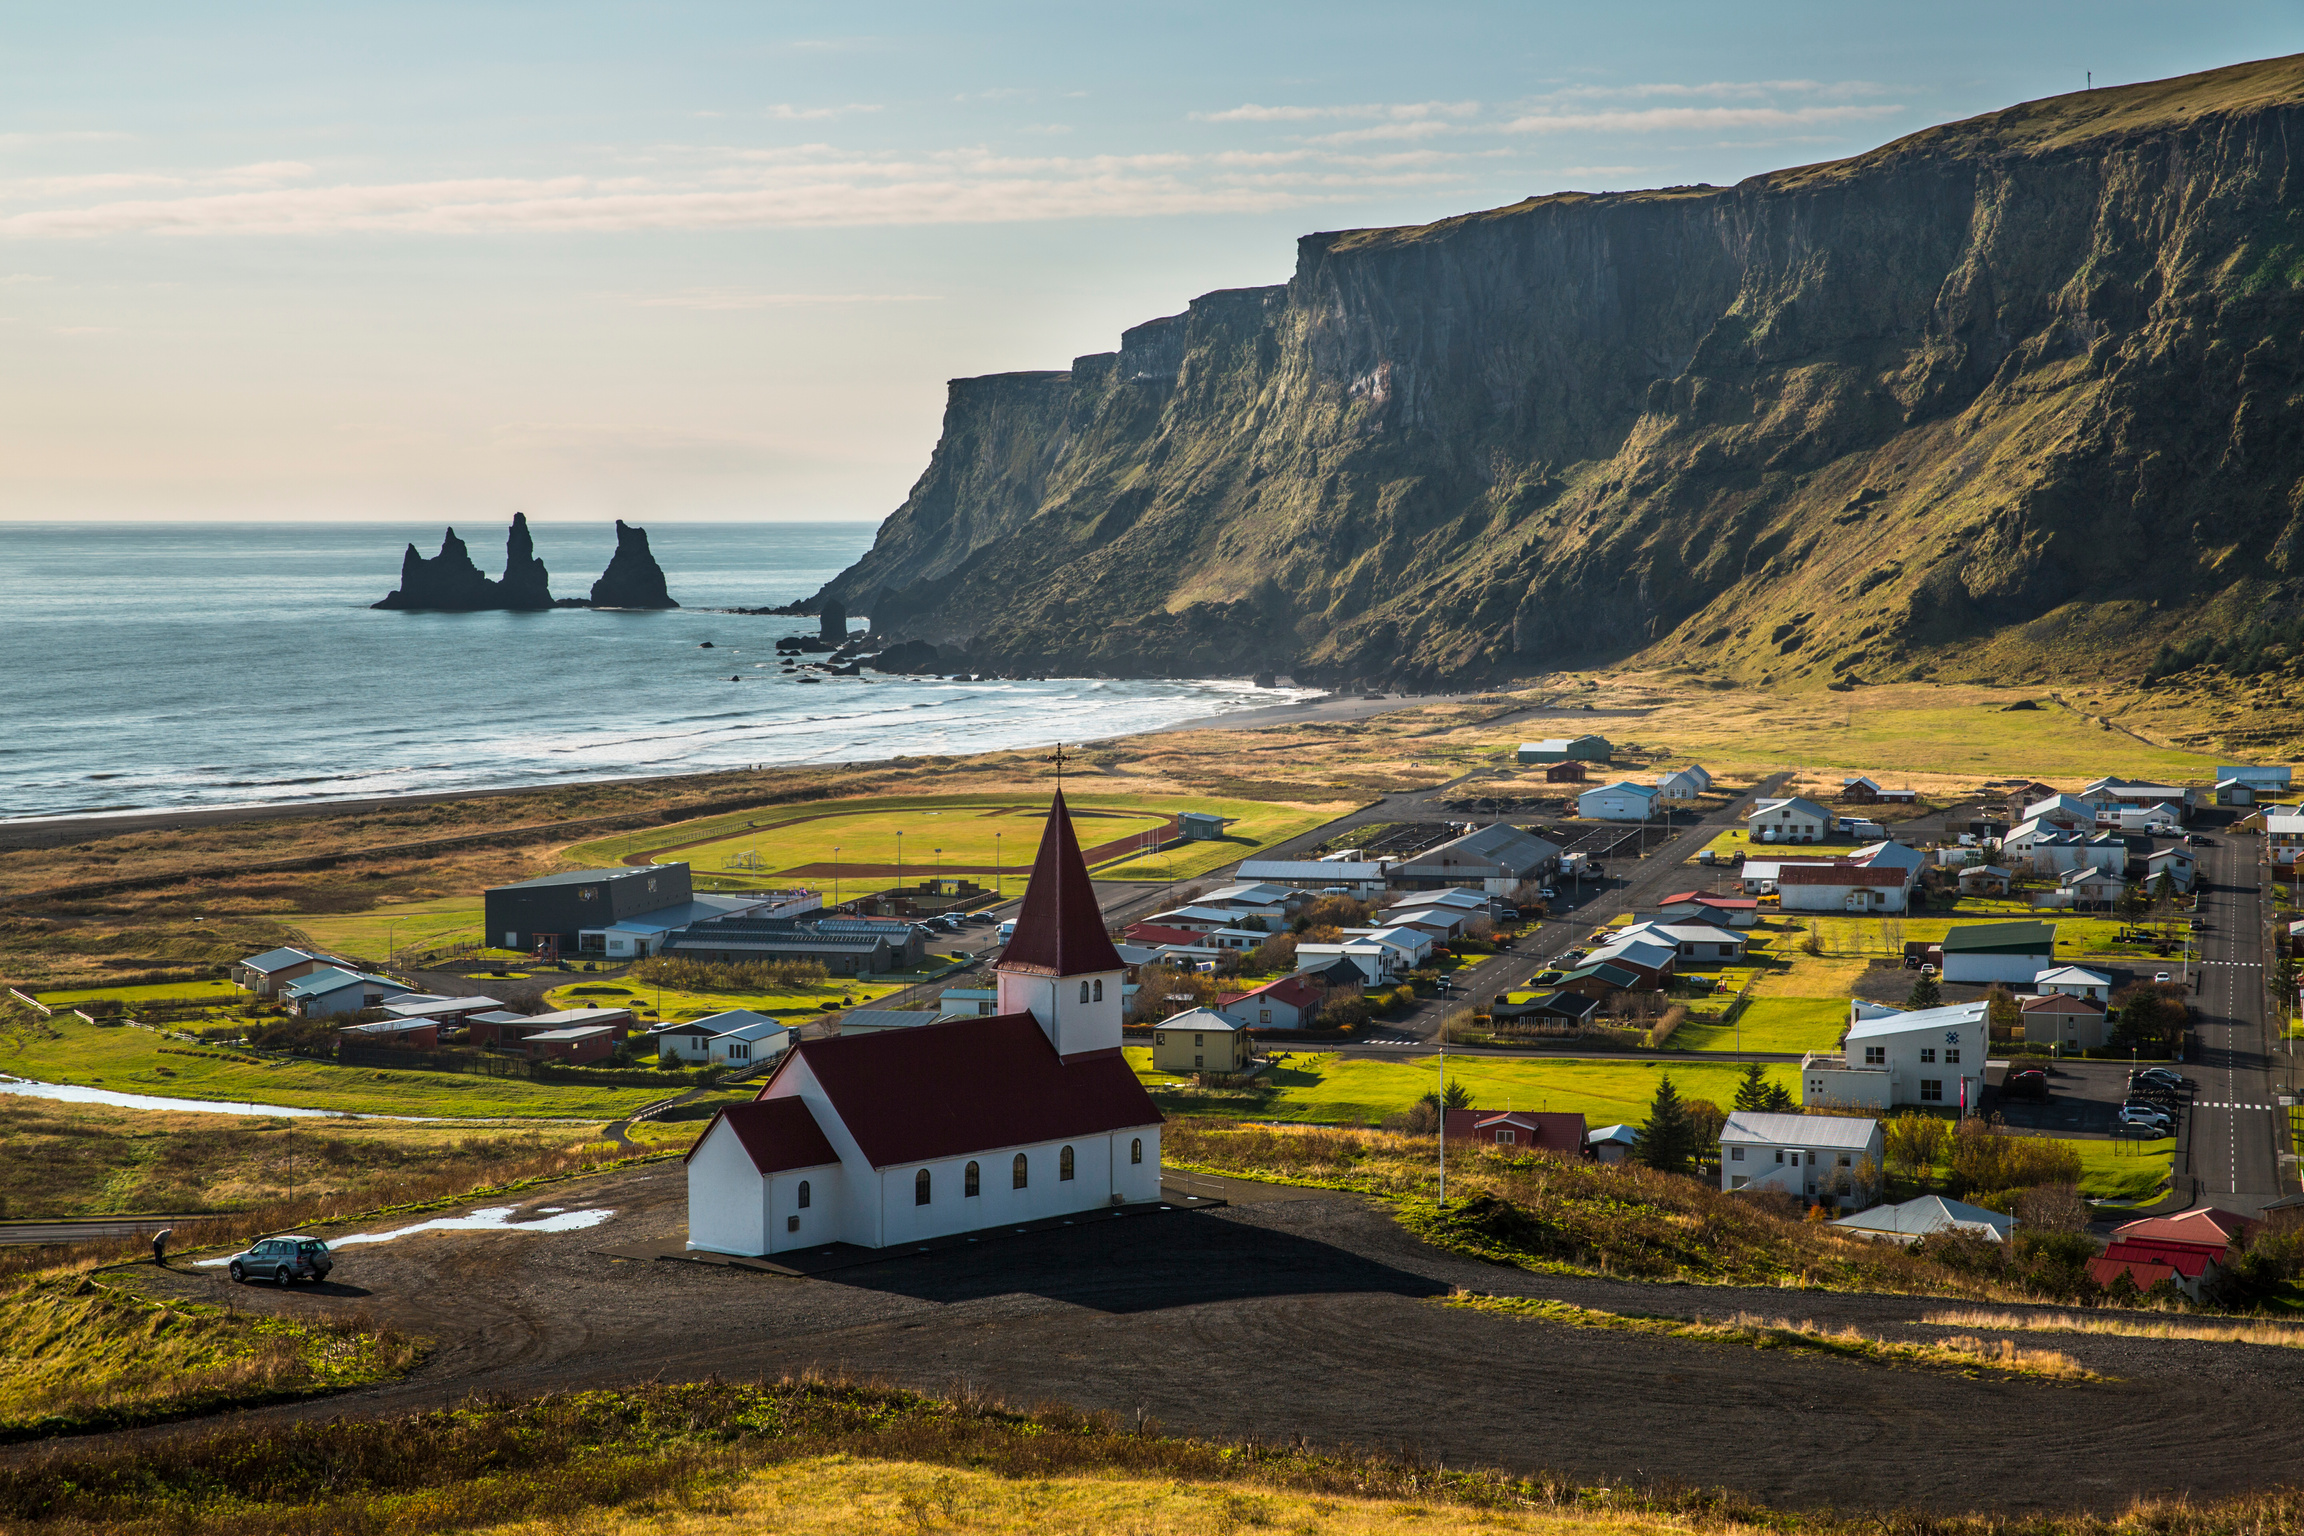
<box><xmin>998</xmin><ymin>789</ymin><xmax>1125</xmax><ymax>978</ymax></box>
<box><xmin>760</xmin><ymin>1011</ymin><xmax>1159</xmax><ymax>1167</ymax></box>
<box><xmin>686</xmin><ymin>1096</ymin><xmax>839</xmax><ymax>1174</ymax></box>
<box><xmin>1219</xmin><ymin>974</ymin><xmax>1325</xmax><ymax>1011</ymax></box>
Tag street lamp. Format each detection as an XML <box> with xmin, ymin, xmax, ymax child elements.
<box><xmin>994</xmin><ymin>833</ymin><xmax>1002</xmax><ymax>900</ymax></box>
<box><xmin>896</xmin><ymin>830</ymin><xmax>904</xmax><ymax>907</ymax></box>
<box><xmin>834</xmin><ymin>846</ymin><xmax>841</xmax><ymax>909</ymax></box>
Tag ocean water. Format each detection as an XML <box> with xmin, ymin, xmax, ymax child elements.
<box><xmin>0</xmin><ymin>521</ymin><xmax>1298</xmax><ymax>822</ymax></box>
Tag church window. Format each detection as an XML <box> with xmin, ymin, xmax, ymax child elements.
<box><xmin>965</xmin><ymin>1161</ymin><xmax>980</xmax><ymax>1197</ymax></box>
<box><xmin>915</xmin><ymin>1169</ymin><xmax>931</xmax><ymax>1205</ymax></box>
<box><xmin>1093</xmin><ymin>978</ymin><xmax>1103</xmax><ymax>1002</ymax></box>
<box><xmin>1060</xmin><ymin>1145</ymin><xmax>1075</xmax><ymax>1181</ymax></box>
<box><xmin>1013</xmin><ymin>1153</ymin><xmax>1028</xmax><ymax>1189</ymax></box>
<box><xmin>1080</xmin><ymin>981</ymin><xmax>1090</xmax><ymax>1003</ymax></box>
<box><xmin>788</xmin><ymin>1215</ymin><xmax>800</xmax><ymax>1233</ymax></box>
<box><xmin>797</xmin><ymin>1180</ymin><xmax>810</xmax><ymax>1209</ymax></box>
<box><xmin>1131</xmin><ymin>1138</ymin><xmax>1143</xmax><ymax>1165</ymax></box>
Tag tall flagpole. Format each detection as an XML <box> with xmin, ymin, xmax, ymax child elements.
<box><xmin>1438</xmin><ymin>1031</ymin><xmax>1447</xmax><ymax>1205</ymax></box>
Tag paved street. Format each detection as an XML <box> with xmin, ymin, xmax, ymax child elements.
<box><xmin>2182</xmin><ymin>831</ymin><xmax>2293</xmax><ymax>1214</ymax></box>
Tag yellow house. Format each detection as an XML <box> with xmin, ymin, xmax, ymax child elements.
<box><xmin>1151</xmin><ymin>1008</ymin><xmax>1251</xmax><ymax>1073</ymax></box>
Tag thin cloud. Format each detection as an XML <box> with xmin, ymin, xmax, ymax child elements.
<box><xmin>1193</xmin><ymin>100</ymin><xmax>1480</xmax><ymax>123</ymax></box>
<box><xmin>1539</xmin><ymin>79</ymin><xmax>1892</xmax><ymax>102</ymax></box>
<box><xmin>0</xmin><ymin>130</ymin><xmax>132</xmax><ymax>150</ymax></box>
<box><xmin>766</xmin><ymin>103</ymin><xmax>880</xmax><ymax>120</ymax></box>
<box><xmin>630</xmin><ymin>289</ymin><xmax>941</xmax><ymax>309</ymax></box>
<box><xmin>1503</xmin><ymin>104</ymin><xmax>1903</xmax><ymax>133</ymax></box>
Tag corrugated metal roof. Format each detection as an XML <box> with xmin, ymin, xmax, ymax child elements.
<box><xmin>1720</xmin><ymin>1110</ymin><xmax>1880</xmax><ymax>1148</ymax></box>
<box><xmin>1844</xmin><ymin>1001</ymin><xmax>1987</xmax><ymax>1042</ymax></box>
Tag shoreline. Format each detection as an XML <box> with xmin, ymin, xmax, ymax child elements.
<box><xmin>0</xmin><ymin>689</ymin><xmax>1468</xmax><ymax>850</ymax></box>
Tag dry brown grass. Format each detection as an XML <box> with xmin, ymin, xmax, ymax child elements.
<box><xmin>1924</xmin><ymin>1307</ymin><xmax>2304</xmax><ymax>1350</ymax></box>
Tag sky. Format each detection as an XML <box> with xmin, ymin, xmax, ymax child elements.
<box><xmin>1</xmin><ymin>2</ymin><xmax>2297</xmax><ymax>524</ymax></box>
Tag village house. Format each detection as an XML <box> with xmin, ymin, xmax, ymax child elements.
<box><xmin>2089</xmin><ymin>1209</ymin><xmax>2261</xmax><ymax>1300</ymax></box>
<box><xmin>522</xmin><ymin>1024</ymin><xmax>619</xmax><ymax>1063</ymax></box>
<box><xmin>2216</xmin><ymin>778</ymin><xmax>2259</xmax><ymax>807</ymax></box>
<box><xmin>2021</xmin><ymin>793</ymin><xmax>2097</xmax><ymax>830</ymax></box>
<box><xmin>1840</xmin><ymin>776</ymin><xmax>1919</xmax><ymax>805</ymax></box>
<box><xmin>1216</xmin><ymin>973</ymin><xmax>1325</xmax><ymax>1030</ymax></box>
<box><xmin>1517</xmin><ymin>735</ymin><xmax>1610</xmax><ymax>764</ymax></box>
<box><xmin>705</xmin><ymin>1012</ymin><xmax>792</xmax><ymax>1068</ymax></box>
<box><xmin>1579</xmin><ymin>780</ymin><xmax>1662</xmax><ymax>822</ymax></box>
<box><xmin>1443</xmin><ymin>1107</ymin><xmax>1586</xmax><ymax>1154</ymax></box>
<box><xmin>1543</xmin><ymin>961</ymin><xmax>1647</xmax><ymax>1000</ymax></box>
<box><xmin>379</xmin><ymin>993</ymin><xmax>507</xmax><ymax>1027</ymax></box>
<box><xmin>281</xmin><ymin>966</ymin><xmax>413</xmax><ymax>1019</ymax></box>
<box><xmin>1390</xmin><ymin>886</ymin><xmax>1494</xmax><ymax>918</ymax></box>
<box><xmin>1490</xmin><ymin>988</ymin><xmax>1599</xmax><ymax>1027</ymax></box>
<box><xmin>2034</xmin><ymin>965</ymin><xmax>2113</xmax><ymax>1003</ymax></box>
<box><xmin>1588</xmin><ymin>1124</ymin><xmax>1640</xmax><ymax>1163</ymax></box>
<box><xmin>1656</xmin><ymin>890</ymin><xmax>1761</xmax><ymax>927</ymax></box>
<box><xmin>1388</xmin><ymin>823</ymin><xmax>1561</xmax><ymax>892</ymax></box>
<box><xmin>2270</xmin><ymin>811</ymin><xmax>2304</xmax><ymax>873</ymax></box>
<box><xmin>1234</xmin><ymin>858</ymin><xmax>1389</xmax><ymax>895</ymax></box>
<box><xmin>1193</xmin><ymin>882</ymin><xmax>1307</xmax><ymax>921</ymax></box>
<box><xmin>2217</xmin><ymin>765</ymin><xmax>2292</xmax><ymax>792</ymax></box>
<box><xmin>1719</xmin><ymin>1111</ymin><xmax>1883</xmax><ymax>1209</ymax></box>
<box><xmin>1776</xmin><ymin>862</ymin><xmax>1910</xmax><ymax>913</ymax></box>
<box><xmin>1152</xmin><ymin>1008</ymin><xmax>1253</xmax><ymax>1073</ymax></box>
<box><xmin>234</xmin><ymin>947</ymin><xmax>354</xmax><ymax>998</ymax></box>
<box><xmin>1940</xmin><ymin>920</ymin><xmax>2056</xmax><ymax>983</ymax></box>
<box><xmin>1615</xmin><ymin>919</ymin><xmax>1746</xmax><ymax>961</ymax></box>
<box><xmin>2054</xmin><ymin>865</ymin><xmax>2128</xmax><ymax>909</ymax></box>
<box><xmin>1745</xmin><ymin>796</ymin><xmax>1833</xmax><ymax>843</ymax></box>
<box><xmin>2147</xmin><ymin>846</ymin><xmax>2198</xmax><ymax>893</ymax></box>
<box><xmin>2019</xmin><ymin>991</ymin><xmax>2110</xmax><ymax>1050</ymax></box>
<box><xmin>1833</xmin><ymin>1195</ymin><xmax>2015</xmax><ymax>1245</ymax></box>
<box><xmin>1654</xmin><ymin>766</ymin><xmax>1710</xmax><ymax>803</ymax></box>
<box><xmin>1293</xmin><ymin>940</ymin><xmax>1401</xmax><ymax>987</ymax></box>
<box><xmin>683</xmin><ymin>790</ymin><xmax>1163</xmax><ymax>1259</ymax></box>
<box><xmin>1543</xmin><ymin>760</ymin><xmax>1589</xmax><ymax>783</ymax></box>
<box><xmin>1579</xmin><ymin>934</ymin><xmax>1678</xmax><ymax>988</ymax></box>
<box><xmin>336</xmin><ymin>1017</ymin><xmax>438</xmax><ymax>1050</ymax></box>
<box><xmin>1956</xmin><ymin>864</ymin><xmax>2013</xmax><ymax>896</ymax></box>
<box><xmin>1800</xmin><ymin>1001</ymin><xmax>1989</xmax><ymax>1111</ymax></box>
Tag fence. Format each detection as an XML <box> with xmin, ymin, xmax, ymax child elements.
<box><xmin>5</xmin><ymin>988</ymin><xmax>51</xmax><ymax>1016</ymax></box>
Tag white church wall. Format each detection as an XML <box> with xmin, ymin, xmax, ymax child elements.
<box><xmin>768</xmin><ymin>1165</ymin><xmax>843</xmax><ymax>1255</ymax></box>
<box><xmin>996</xmin><ymin>967</ymin><xmax>1124</xmax><ymax>1057</ymax></box>
<box><xmin>873</xmin><ymin>1127</ymin><xmax>1162</xmax><ymax>1247</ymax></box>
<box><xmin>685</xmin><ymin>1118</ymin><xmax>768</xmax><ymax>1256</ymax></box>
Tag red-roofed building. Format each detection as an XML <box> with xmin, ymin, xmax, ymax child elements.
<box><xmin>1125</xmin><ymin>923</ymin><xmax>1214</xmax><ymax>950</ymax></box>
<box><xmin>2088</xmin><ymin>1238</ymin><xmax>2226</xmax><ymax>1300</ymax></box>
<box><xmin>1216</xmin><ymin>974</ymin><xmax>1325</xmax><ymax>1030</ymax></box>
<box><xmin>1774</xmin><ymin>863</ymin><xmax>1909</xmax><ymax>913</ymax></box>
<box><xmin>1443</xmin><ymin>1107</ymin><xmax>1586</xmax><ymax>1156</ymax></box>
<box><xmin>2114</xmin><ymin>1208</ymin><xmax>2260</xmax><ymax>1253</ymax></box>
<box><xmin>686</xmin><ymin>789</ymin><xmax>1163</xmax><ymax>1258</ymax></box>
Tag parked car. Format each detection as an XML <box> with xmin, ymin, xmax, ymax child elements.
<box><xmin>2117</xmin><ymin>1109</ymin><xmax>2173</xmax><ymax>1135</ymax></box>
<box><xmin>2119</xmin><ymin>1102</ymin><xmax>2175</xmax><ymax>1127</ymax></box>
<box><xmin>226</xmin><ymin>1235</ymin><xmax>333</xmax><ymax>1286</ymax></box>
<box><xmin>2155</xmin><ymin>971</ymin><xmax>2173</xmax><ymax>984</ymax></box>
<box><xmin>2133</xmin><ymin>1067</ymin><xmax>2187</xmax><ymax>1090</ymax></box>
<box><xmin>2003</xmin><ymin>1067</ymin><xmax>2049</xmax><ymax>1101</ymax></box>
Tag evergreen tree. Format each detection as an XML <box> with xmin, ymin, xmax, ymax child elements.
<box><xmin>1637</xmin><ymin>1073</ymin><xmax>1695</xmax><ymax>1175</ymax></box>
<box><xmin>1732</xmin><ymin>1060</ymin><xmax>1771</xmax><ymax>1112</ymax></box>
<box><xmin>1762</xmin><ymin>1081</ymin><xmax>1796</xmax><ymax>1112</ymax></box>
<box><xmin>1906</xmin><ymin>973</ymin><xmax>1942</xmax><ymax>1009</ymax></box>
<box><xmin>1442</xmin><ymin>1080</ymin><xmax>1474</xmax><ymax>1109</ymax></box>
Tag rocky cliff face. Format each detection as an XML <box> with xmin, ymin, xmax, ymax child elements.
<box><xmin>815</xmin><ymin>55</ymin><xmax>2304</xmax><ymax>689</ymax></box>
<box><xmin>374</xmin><ymin>527</ymin><xmax>511</xmax><ymax>611</ymax></box>
<box><xmin>498</xmin><ymin>512</ymin><xmax>554</xmax><ymax>610</ymax></box>
<box><xmin>590</xmin><ymin>520</ymin><xmax>678</xmax><ymax>609</ymax></box>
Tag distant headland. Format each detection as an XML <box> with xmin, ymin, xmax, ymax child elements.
<box><xmin>374</xmin><ymin>515</ymin><xmax>678</xmax><ymax>611</ymax></box>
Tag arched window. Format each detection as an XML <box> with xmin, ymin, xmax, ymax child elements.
<box><xmin>1131</xmin><ymin>1137</ymin><xmax>1143</xmax><ymax>1165</ymax></box>
<box><xmin>1092</xmin><ymin>978</ymin><xmax>1103</xmax><ymax>1002</ymax></box>
<box><xmin>1012</xmin><ymin>1152</ymin><xmax>1029</xmax><ymax>1189</ymax></box>
<box><xmin>1079</xmin><ymin>980</ymin><xmax>1090</xmax><ymax>1003</ymax></box>
<box><xmin>1059</xmin><ymin>1145</ymin><xmax>1076</xmax><ymax>1181</ymax></box>
<box><xmin>915</xmin><ymin>1168</ymin><xmax>932</xmax><ymax>1206</ymax></box>
<box><xmin>964</xmin><ymin>1161</ymin><xmax>980</xmax><ymax>1197</ymax></box>
<box><xmin>797</xmin><ymin>1180</ymin><xmax>810</xmax><ymax>1209</ymax></box>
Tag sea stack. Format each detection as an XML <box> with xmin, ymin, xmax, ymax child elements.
<box><xmin>819</xmin><ymin>599</ymin><xmax>847</xmax><ymax>644</ymax></box>
<box><xmin>589</xmin><ymin>520</ymin><xmax>678</xmax><ymax>609</ymax></box>
<box><xmin>372</xmin><ymin>528</ymin><xmax>501</xmax><ymax>611</ymax></box>
<box><xmin>497</xmin><ymin>512</ymin><xmax>554</xmax><ymax>610</ymax></box>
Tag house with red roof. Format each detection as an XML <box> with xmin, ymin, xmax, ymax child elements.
<box><xmin>1216</xmin><ymin>973</ymin><xmax>1325</xmax><ymax>1030</ymax></box>
<box><xmin>685</xmin><ymin>790</ymin><xmax>1163</xmax><ymax>1257</ymax></box>
<box><xmin>1443</xmin><ymin>1107</ymin><xmax>1586</xmax><ymax>1156</ymax></box>
<box><xmin>2088</xmin><ymin>1207</ymin><xmax>2262</xmax><ymax>1299</ymax></box>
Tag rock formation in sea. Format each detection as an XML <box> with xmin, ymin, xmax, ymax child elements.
<box><xmin>819</xmin><ymin>599</ymin><xmax>847</xmax><ymax>644</ymax></box>
<box><xmin>497</xmin><ymin>512</ymin><xmax>554</xmax><ymax>610</ymax></box>
<box><xmin>372</xmin><ymin>528</ymin><xmax>504</xmax><ymax>611</ymax></box>
<box><xmin>589</xmin><ymin>520</ymin><xmax>679</xmax><ymax>609</ymax></box>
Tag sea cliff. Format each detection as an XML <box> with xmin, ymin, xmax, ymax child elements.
<box><xmin>813</xmin><ymin>55</ymin><xmax>2304</xmax><ymax>691</ymax></box>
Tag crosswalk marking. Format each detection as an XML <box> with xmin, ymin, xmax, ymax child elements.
<box><xmin>2196</xmin><ymin>1102</ymin><xmax>2279</xmax><ymax>1111</ymax></box>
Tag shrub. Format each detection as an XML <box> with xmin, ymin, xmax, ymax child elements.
<box><xmin>630</xmin><ymin>956</ymin><xmax>827</xmax><ymax>992</ymax></box>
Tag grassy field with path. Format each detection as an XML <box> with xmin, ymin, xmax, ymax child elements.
<box><xmin>0</xmin><ymin>1014</ymin><xmax>672</xmax><ymax>1119</ymax></box>
<box><xmin>545</xmin><ymin>975</ymin><xmax>910</xmax><ymax>1023</ymax></box>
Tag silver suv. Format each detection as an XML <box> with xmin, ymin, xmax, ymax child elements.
<box><xmin>225</xmin><ymin>1235</ymin><xmax>334</xmax><ymax>1286</ymax></box>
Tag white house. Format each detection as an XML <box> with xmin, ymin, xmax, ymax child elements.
<box><xmin>2054</xmin><ymin>865</ymin><xmax>2127</xmax><ymax>909</ymax></box>
<box><xmin>708</xmin><ymin>1013</ymin><xmax>792</xmax><ymax>1068</ymax></box>
<box><xmin>1745</xmin><ymin>796</ymin><xmax>1833</xmax><ymax>843</ymax></box>
<box><xmin>684</xmin><ymin>791</ymin><xmax>1162</xmax><ymax>1258</ymax></box>
<box><xmin>657</xmin><ymin>1009</ymin><xmax>779</xmax><ymax>1062</ymax></box>
<box><xmin>2269</xmin><ymin>812</ymin><xmax>2304</xmax><ymax>872</ymax></box>
<box><xmin>1719</xmin><ymin>1111</ymin><xmax>1883</xmax><ymax>1210</ymax></box>
<box><xmin>1615</xmin><ymin>920</ymin><xmax>1745</xmax><ymax>961</ymax></box>
<box><xmin>1391</xmin><ymin>886</ymin><xmax>1491</xmax><ymax>918</ymax></box>
<box><xmin>2145</xmin><ymin>847</ymin><xmax>2197</xmax><ymax>893</ymax></box>
<box><xmin>2033</xmin><ymin>965</ymin><xmax>2112</xmax><ymax>1003</ymax></box>
<box><xmin>1956</xmin><ymin>864</ymin><xmax>2013</xmax><ymax>895</ymax></box>
<box><xmin>1939</xmin><ymin>920</ymin><xmax>2056</xmax><ymax>984</ymax></box>
<box><xmin>1775</xmin><ymin>863</ymin><xmax>1909</xmax><ymax>912</ymax></box>
<box><xmin>1294</xmin><ymin>940</ymin><xmax>1400</xmax><ymax>986</ymax></box>
<box><xmin>1799</xmin><ymin>1002</ymin><xmax>1988</xmax><ymax>1112</ymax></box>
<box><xmin>1849</xmin><ymin>840</ymin><xmax>1925</xmax><ymax>887</ymax></box>
<box><xmin>1833</xmin><ymin>1195</ymin><xmax>2016</xmax><ymax>1246</ymax></box>
<box><xmin>1236</xmin><ymin>859</ymin><xmax>1389</xmax><ymax>895</ymax></box>
<box><xmin>1580</xmin><ymin>781</ymin><xmax>1662</xmax><ymax>822</ymax></box>
<box><xmin>2109</xmin><ymin>804</ymin><xmax>2181</xmax><ymax>834</ymax></box>
<box><xmin>1654</xmin><ymin>768</ymin><xmax>1707</xmax><ymax>803</ymax></box>
<box><xmin>1588</xmin><ymin>1124</ymin><xmax>1639</xmax><ymax>1163</ymax></box>
<box><xmin>2023</xmin><ymin>793</ymin><xmax>2097</xmax><ymax>829</ymax></box>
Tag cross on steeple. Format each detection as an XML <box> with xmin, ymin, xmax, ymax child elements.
<box><xmin>1046</xmin><ymin>742</ymin><xmax>1073</xmax><ymax>784</ymax></box>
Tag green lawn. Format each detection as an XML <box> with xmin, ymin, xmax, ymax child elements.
<box><xmin>33</xmin><ymin>979</ymin><xmax>247</xmax><ymax>1008</ymax></box>
<box><xmin>1799</xmin><ymin>914</ymin><xmax>2167</xmax><ymax>961</ymax></box>
<box><xmin>1129</xmin><ymin>1048</ymin><xmax>1797</xmax><ymax>1126</ymax></box>
<box><xmin>1673</xmin><ymin>998</ymin><xmax>1848</xmax><ymax>1054</ymax></box>
<box><xmin>286</xmin><ymin>895</ymin><xmax>485</xmax><ymax>962</ymax></box>
<box><xmin>560</xmin><ymin>791</ymin><xmax>1355</xmax><ymax>904</ymax></box>
<box><xmin>2072</xmin><ymin>1135</ymin><xmax>2176</xmax><ymax>1203</ymax></box>
<box><xmin>0</xmin><ymin>1015</ymin><xmax>672</xmax><ymax>1120</ymax></box>
<box><xmin>546</xmin><ymin>976</ymin><xmax>910</xmax><ymax>1023</ymax></box>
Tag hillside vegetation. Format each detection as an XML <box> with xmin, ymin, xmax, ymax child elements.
<box><xmin>824</xmin><ymin>54</ymin><xmax>2304</xmax><ymax>729</ymax></box>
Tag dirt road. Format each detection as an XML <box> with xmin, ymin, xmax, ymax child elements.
<box><xmin>104</xmin><ymin>1166</ymin><xmax>2304</xmax><ymax>1515</ymax></box>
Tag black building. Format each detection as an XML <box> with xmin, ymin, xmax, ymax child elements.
<box><xmin>485</xmin><ymin>864</ymin><xmax>694</xmax><ymax>953</ymax></box>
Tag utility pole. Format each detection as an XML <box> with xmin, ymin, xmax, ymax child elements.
<box><xmin>1438</xmin><ymin>1034</ymin><xmax>1447</xmax><ymax>1206</ymax></box>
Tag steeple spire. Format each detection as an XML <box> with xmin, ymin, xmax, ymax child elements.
<box><xmin>997</xmin><ymin>788</ymin><xmax>1123</xmax><ymax>978</ymax></box>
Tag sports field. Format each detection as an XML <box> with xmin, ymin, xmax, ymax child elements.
<box><xmin>562</xmin><ymin>792</ymin><xmax>1351</xmax><ymax>900</ymax></box>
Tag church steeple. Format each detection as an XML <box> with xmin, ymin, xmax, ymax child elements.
<box><xmin>996</xmin><ymin>789</ymin><xmax>1125</xmax><ymax>1058</ymax></box>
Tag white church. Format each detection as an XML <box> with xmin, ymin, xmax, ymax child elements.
<box><xmin>684</xmin><ymin>790</ymin><xmax>1165</xmax><ymax>1256</ymax></box>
